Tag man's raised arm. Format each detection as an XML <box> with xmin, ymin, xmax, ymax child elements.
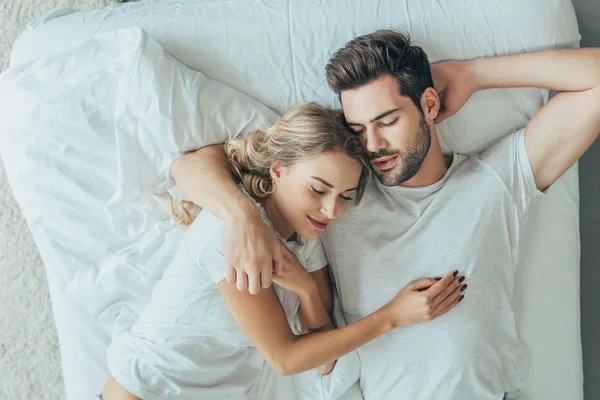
<box><xmin>470</xmin><ymin>48</ymin><xmax>600</xmax><ymax>191</ymax></box>
<box><xmin>171</xmin><ymin>144</ymin><xmax>284</xmax><ymax>294</ymax></box>
<box><xmin>434</xmin><ymin>48</ymin><xmax>600</xmax><ymax>192</ymax></box>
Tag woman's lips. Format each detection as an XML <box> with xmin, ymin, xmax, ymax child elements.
<box><xmin>307</xmin><ymin>216</ymin><xmax>328</xmax><ymax>230</ymax></box>
<box><xmin>371</xmin><ymin>155</ymin><xmax>398</xmax><ymax>171</ymax></box>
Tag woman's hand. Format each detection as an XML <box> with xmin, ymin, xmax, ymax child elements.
<box><xmin>431</xmin><ymin>60</ymin><xmax>476</xmax><ymax>124</ymax></box>
<box><xmin>386</xmin><ymin>270</ymin><xmax>466</xmax><ymax>327</ymax></box>
<box><xmin>271</xmin><ymin>246</ymin><xmax>317</xmax><ymax>297</ymax></box>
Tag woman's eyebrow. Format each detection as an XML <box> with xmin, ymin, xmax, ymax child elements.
<box><xmin>311</xmin><ymin>176</ymin><xmax>357</xmax><ymax>192</ymax></box>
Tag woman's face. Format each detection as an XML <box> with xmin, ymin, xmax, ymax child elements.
<box><xmin>271</xmin><ymin>150</ymin><xmax>362</xmax><ymax>240</ymax></box>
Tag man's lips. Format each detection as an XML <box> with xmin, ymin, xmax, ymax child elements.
<box><xmin>307</xmin><ymin>216</ymin><xmax>328</xmax><ymax>230</ymax></box>
<box><xmin>371</xmin><ymin>155</ymin><xmax>398</xmax><ymax>171</ymax></box>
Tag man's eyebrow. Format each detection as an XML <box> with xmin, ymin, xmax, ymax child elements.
<box><xmin>311</xmin><ymin>176</ymin><xmax>357</xmax><ymax>192</ymax></box>
<box><xmin>346</xmin><ymin>108</ymin><xmax>401</xmax><ymax>126</ymax></box>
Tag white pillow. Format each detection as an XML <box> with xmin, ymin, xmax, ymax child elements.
<box><xmin>0</xmin><ymin>27</ymin><xmax>278</xmax><ymax>325</ymax></box>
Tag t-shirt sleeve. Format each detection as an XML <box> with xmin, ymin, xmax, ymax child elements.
<box><xmin>479</xmin><ymin>129</ymin><xmax>544</xmax><ymax>214</ymax></box>
<box><xmin>184</xmin><ymin>214</ymin><xmax>229</xmax><ymax>284</ymax></box>
<box><xmin>303</xmin><ymin>238</ymin><xmax>329</xmax><ymax>273</ymax></box>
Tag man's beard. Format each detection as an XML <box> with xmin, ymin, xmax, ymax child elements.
<box><xmin>369</xmin><ymin>115</ymin><xmax>431</xmax><ymax>186</ymax></box>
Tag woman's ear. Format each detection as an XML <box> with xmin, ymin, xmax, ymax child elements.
<box><xmin>269</xmin><ymin>161</ymin><xmax>284</xmax><ymax>186</ymax></box>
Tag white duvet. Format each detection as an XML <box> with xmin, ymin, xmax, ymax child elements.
<box><xmin>0</xmin><ymin>1</ymin><xmax>583</xmax><ymax>399</ymax></box>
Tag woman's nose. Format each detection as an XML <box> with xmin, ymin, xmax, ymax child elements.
<box><xmin>320</xmin><ymin>198</ymin><xmax>337</xmax><ymax>220</ymax></box>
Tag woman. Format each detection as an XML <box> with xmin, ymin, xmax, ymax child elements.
<box><xmin>102</xmin><ymin>103</ymin><xmax>465</xmax><ymax>399</ymax></box>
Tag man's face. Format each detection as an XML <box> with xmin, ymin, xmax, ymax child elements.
<box><xmin>341</xmin><ymin>74</ymin><xmax>431</xmax><ymax>186</ymax></box>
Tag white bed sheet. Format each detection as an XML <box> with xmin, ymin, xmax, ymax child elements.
<box><xmin>2</xmin><ymin>1</ymin><xmax>583</xmax><ymax>399</ymax></box>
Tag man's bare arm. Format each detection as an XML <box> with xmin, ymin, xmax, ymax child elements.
<box><xmin>469</xmin><ymin>48</ymin><xmax>600</xmax><ymax>191</ymax></box>
<box><xmin>171</xmin><ymin>145</ymin><xmax>284</xmax><ymax>294</ymax></box>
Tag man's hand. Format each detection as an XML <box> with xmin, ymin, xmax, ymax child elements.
<box><xmin>224</xmin><ymin>202</ymin><xmax>285</xmax><ymax>294</ymax></box>
<box><xmin>386</xmin><ymin>270</ymin><xmax>466</xmax><ymax>327</ymax></box>
<box><xmin>431</xmin><ymin>61</ymin><xmax>475</xmax><ymax>124</ymax></box>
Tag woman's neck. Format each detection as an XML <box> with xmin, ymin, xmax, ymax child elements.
<box><xmin>260</xmin><ymin>196</ymin><xmax>296</xmax><ymax>241</ymax></box>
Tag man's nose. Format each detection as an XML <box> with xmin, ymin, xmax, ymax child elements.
<box><xmin>365</xmin><ymin>127</ymin><xmax>387</xmax><ymax>154</ymax></box>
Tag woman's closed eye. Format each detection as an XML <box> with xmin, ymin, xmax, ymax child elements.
<box><xmin>311</xmin><ymin>186</ymin><xmax>325</xmax><ymax>196</ymax></box>
<box><xmin>312</xmin><ymin>185</ymin><xmax>354</xmax><ymax>201</ymax></box>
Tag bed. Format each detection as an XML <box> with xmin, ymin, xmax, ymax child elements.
<box><xmin>0</xmin><ymin>0</ymin><xmax>583</xmax><ymax>399</ymax></box>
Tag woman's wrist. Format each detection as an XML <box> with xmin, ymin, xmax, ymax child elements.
<box><xmin>297</xmin><ymin>279</ymin><xmax>319</xmax><ymax>302</ymax></box>
<box><xmin>381</xmin><ymin>302</ymin><xmax>403</xmax><ymax>330</ymax></box>
<box><xmin>297</xmin><ymin>281</ymin><xmax>330</xmax><ymax>329</ymax></box>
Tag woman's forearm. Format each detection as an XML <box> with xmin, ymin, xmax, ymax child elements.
<box><xmin>170</xmin><ymin>144</ymin><xmax>253</xmax><ymax>220</ymax></box>
<box><xmin>277</xmin><ymin>305</ymin><xmax>396</xmax><ymax>375</ymax></box>
<box><xmin>297</xmin><ymin>286</ymin><xmax>333</xmax><ymax>330</ymax></box>
<box><xmin>297</xmin><ymin>286</ymin><xmax>337</xmax><ymax>375</ymax></box>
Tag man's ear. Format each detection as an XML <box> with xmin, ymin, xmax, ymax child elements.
<box><xmin>421</xmin><ymin>87</ymin><xmax>440</xmax><ymax>121</ymax></box>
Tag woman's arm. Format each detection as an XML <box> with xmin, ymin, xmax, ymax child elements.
<box><xmin>218</xmin><ymin>269</ymin><xmax>464</xmax><ymax>376</ymax></box>
<box><xmin>218</xmin><ymin>280</ymin><xmax>392</xmax><ymax>375</ymax></box>
<box><xmin>302</xmin><ymin>268</ymin><xmax>336</xmax><ymax>375</ymax></box>
<box><xmin>102</xmin><ymin>375</ymin><xmax>141</xmax><ymax>400</ymax></box>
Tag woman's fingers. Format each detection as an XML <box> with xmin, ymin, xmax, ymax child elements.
<box><xmin>425</xmin><ymin>270</ymin><xmax>458</xmax><ymax>298</ymax></box>
<box><xmin>431</xmin><ymin>275</ymin><xmax>464</xmax><ymax>308</ymax></box>
<box><xmin>431</xmin><ymin>282</ymin><xmax>466</xmax><ymax>316</ymax></box>
<box><xmin>433</xmin><ymin>293</ymin><xmax>464</xmax><ymax>319</ymax></box>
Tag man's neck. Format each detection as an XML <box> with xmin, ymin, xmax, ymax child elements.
<box><xmin>400</xmin><ymin>130</ymin><xmax>450</xmax><ymax>188</ymax></box>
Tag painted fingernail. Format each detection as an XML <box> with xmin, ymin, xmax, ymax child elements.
<box><xmin>459</xmin><ymin>295</ymin><xmax>464</xmax><ymax>302</ymax></box>
<box><xmin>453</xmin><ymin>270</ymin><xmax>458</xmax><ymax>277</ymax></box>
<box><xmin>434</xmin><ymin>277</ymin><xmax>442</xmax><ymax>281</ymax></box>
<box><xmin>458</xmin><ymin>277</ymin><xmax>465</xmax><ymax>284</ymax></box>
<box><xmin>461</xmin><ymin>284</ymin><xmax>467</xmax><ymax>292</ymax></box>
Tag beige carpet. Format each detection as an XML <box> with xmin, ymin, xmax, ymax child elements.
<box><xmin>0</xmin><ymin>2</ymin><xmax>121</xmax><ymax>399</ymax></box>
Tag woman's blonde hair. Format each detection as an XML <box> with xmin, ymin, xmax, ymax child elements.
<box><xmin>171</xmin><ymin>102</ymin><xmax>369</xmax><ymax>227</ymax></box>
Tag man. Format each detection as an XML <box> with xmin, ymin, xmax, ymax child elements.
<box><xmin>171</xmin><ymin>30</ymin><xmax>600</xmax><ymax>399</ymax></box>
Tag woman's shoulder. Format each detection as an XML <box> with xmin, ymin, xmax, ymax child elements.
<box><xmin>183</xmin><ymin>209</ymin><xmax>225</xmax><ymax>262</ymax></box>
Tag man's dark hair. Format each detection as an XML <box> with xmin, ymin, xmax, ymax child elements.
<box><xmin>325</xmin><ymin>30</ymin><xmax>434</xmax><ymax>113</ymax></box>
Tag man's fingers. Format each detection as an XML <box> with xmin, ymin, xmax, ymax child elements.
<box><xmin>260</xmin><ymin>266</ymin><xmax>273</xmax><ymax>289</ymax></box>
<box><xmin>226</xmin><ymin>264</ymin><xmax>236</xmax><ymax>284</ymax></box>
<box><xmin>228</xmin><ymin>268</ymin><xmax>237</xmax><ymax>286</ymax></box>
<box><xmin>426</xmin><ymin>270</ymin><xmax>458</xmax><ymax>297</ymax></box>
<box><xmin>435</xmin><ymin>110</ymin><xmax>451</xmax><ymax>124</ymax></box>
<box><xmin>236</xmin><ymin>271</ymin><xmax>248</xmax><ymax>292</ymax></box>
<box><xmin>247</xmin><ymin>272</ymin><xmax>261</xmax><ymax>295</ymax></box>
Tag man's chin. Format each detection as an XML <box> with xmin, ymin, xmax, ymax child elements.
<box><xmin>373</xmin><ymin>169</ymin><xmax>401</xmax><ymax>187</ymax></box>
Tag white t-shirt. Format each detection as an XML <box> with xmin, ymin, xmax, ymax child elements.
<box><xmin>107</xmin><ymin>203</ymin><xmax>330</xmax><ymax>399</ymax></box>
<box><xmin>320</xmin><ymin>130</ymin><xmax>542</xmax><ymax>400</ymax></box>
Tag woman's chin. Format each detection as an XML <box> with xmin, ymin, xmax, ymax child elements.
<box><xmin>296</xmin><ymin>226</ymin><xmax>323</xmax><ymax>241</ymax></box>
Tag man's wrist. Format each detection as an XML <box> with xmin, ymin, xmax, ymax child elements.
<box><xmin>464</xmin><ymin>59</ymin><xmax>483</xmax><ymax>93</ymax></box>
<box><xmin>223</xmin><ymin>190</ymin><xmax>256</xmax><ymax>221</ymax></box>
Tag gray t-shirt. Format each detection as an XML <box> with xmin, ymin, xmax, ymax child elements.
<box><xmin>320</xmin><ymin>129</ymin><xmax>542</xmax><ymax>400</ymax></box>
